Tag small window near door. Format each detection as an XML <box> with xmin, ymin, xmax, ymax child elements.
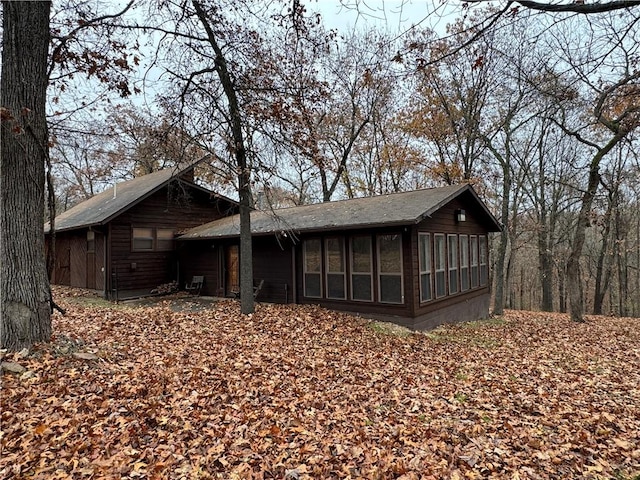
<box><xmin>303</xmin><ymin>239</ymin><xmax>322</xmax><ymax>298</ymax></box>
<box><xmin>87</xmin><ymin>230</ymin><xmax>95</xmax><ymax>253</ymax></box>
<box><xmin>156</xmin><ymin>229</ymin><xmax>175</xmax><ymax>251</ymax></box>
<box><xmin>132</xmin><ymin>227</ymin><xmax>154</xmax><ymax>251</ymax></box>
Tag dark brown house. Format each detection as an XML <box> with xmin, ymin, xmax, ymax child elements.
<box><xmin>178</xmin><ymin>184</ymin><xmax>501</xmax><ymax>329</ymax></box>
<box><xmin>45</xmin><ymin>163</ymin><xmax>237</xmax><ymax>299</ymax></box>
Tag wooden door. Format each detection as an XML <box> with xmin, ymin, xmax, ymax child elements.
<box><xmin>225</xmin><ymin>245</ymin><xmax>239</xmax><ymax>296</ymax></box>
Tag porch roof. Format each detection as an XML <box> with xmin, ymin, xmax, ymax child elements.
<box><xmin>179</xmin><ymin>184</ymin><xmax>501</xmax><ymax>240</ymax></box>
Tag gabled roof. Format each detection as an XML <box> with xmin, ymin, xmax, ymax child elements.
<box><xmin>180</xmin><ymin>184</ymin><xmax>501</xmax><ymax>240</ymax></box>
<box><xmin>45</xmin><ymin>161</ymin><xmax>234</xmax><ymax>233</ymax></box>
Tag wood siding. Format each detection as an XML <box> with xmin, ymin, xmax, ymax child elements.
<box><xmin>410</xmin><ymin>195</ymin><xmax>491</xmax><ymax>320</ymax></box>
<box><xmin>294</xmin><ymin>228</ymin><xmax>413</xmax><ymax>318</ymax></box>
<box><xmin>108</xmin><ymin>184</ymin><xmax>235</xmax><ymax>293</ymax></box>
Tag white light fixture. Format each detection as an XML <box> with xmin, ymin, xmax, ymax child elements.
<box><xmin>456</xmin><ymin>209</ymin><xmax>466</xmax><ymax>222</ymax></box>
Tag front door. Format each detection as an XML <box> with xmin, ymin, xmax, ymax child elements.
<box><xmin>225</xmin><ymin>245</ymin><xmax>240</xmax><ymax>296</ymax></box>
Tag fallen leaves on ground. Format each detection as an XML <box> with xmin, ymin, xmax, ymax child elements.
<box><xmin>1</xmin><ymin>287</ymin><xmax>639</xmax><ymax>479</ymax></box>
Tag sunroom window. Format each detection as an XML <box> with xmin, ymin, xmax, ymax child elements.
<box><xmin>377</xmin><ymin>234</ymin><xmax>403</xmax><ymax>304</ymax></box>
<box><xmin>460</xmin><ymin>235</ymin><xmax>469</xmax><ymax>291</ymax></box>
<box><xmin>448</xmin><ymin>234</ymin><xmax>459</xmax><ymax>295</ymax></box>
<box><xmin>434</xmin><ymin>234</ymin><xmax>446</xmax><ymax>298</ymax></box>
<box><xmin>326</xmin><ymin>237</ymin><xmax>346</xmax><ymax>299</ymax></box>
<box><xmin>303</xmin><ymin>239</ymin><xmax>322</xmax><ymax>298</ymax></box>
<box><xmin>350</xmin><ymin>236</ymin><xmax>373</xmax><ymax>301</ymax></box>
<box><xmin>418</xmin><ymin>233</ymin><xmax>432</xmax><ymax>302</ymax></box>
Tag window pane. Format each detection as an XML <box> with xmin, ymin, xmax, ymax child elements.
<box><xmin>352</xmin><ymin>274</ymin><xmax>372</xmax><ymax>301</ymax></box>
<box><xmin>326</xmin><ymin>238</ymin><xmax>344</xmax><ymax>273</ymax></box>
<box><xmin>380</xmin><ymin>275</ymin><xmax>402</xmax><ymax>303</ymax></box>
<box><xmin>132</xmin><ymin>228</ymin><xmax>154</xmax><ymax>251</ymax></box>
<box><xmin>378</xmin><ymin>234</ymin><xmax>401</xmax><ymax>273</ymax></box>
<box><xmin>304</xmin><ymin>273</ymin><xmax>321</xmax><ymax>297</ymax></box>
<box><xmin>304</xmin><ymin>239</ymin><xmax>321</xmax><ymax>273</ymax></box>
<box><xmin>436</xmin><ymin>271</ymin><xmax>446</xmax><ymax>297</ymax></box>
<box><xmin>460</xmin><ymin>236</ymin><xmax>469</xmax><ymax>268</ymax></box>
<box><xmin>479</xmin><ymin>236</ymin><xmax>488</xmax><ymax>286</ymax></box>
<box><xmin>420</xmin><ymin>273</ymin><xmax>432</xmax><ymax>302</ymax></box>
<box><xmin>470</xmin><ymin>236</ymin><xmax>479</xmax><ymax>288</ymax></box>
<box><xmin>351</xmin><ymin>236</ymin><xmax>371</xmax><ymax>273</ymax></box>
<box><xmin>419</xmin><ymin>234</ymin><xmax>432</xmax><ymax>302</ymax></box>
<box><xmin>448</xmin><ymin>235</ymin><xmax>458</xmax><ymax>294</ymax></box>
<box><xmin>461</xmin><ymin>267</ymin><xmax>469</xmax><ymax>291</ymax></box>
<box><xmin>157</xmin><ymin>229</ymin><xmax>175</xmax><ymax>251</ymax></box>
<box><xmin>434</xmin><ymin>235</ymin><xmax>445</xmax><ymax>270</ymax></box>
<box><xmin>327</xmin><ymin>273</ymin><xmax>346</xmax><ymax>299</ymax></box>
<box><xmin>419</xmin><ymin>234</ymin><xmax>431</xmax><ymax>272</ymax></box>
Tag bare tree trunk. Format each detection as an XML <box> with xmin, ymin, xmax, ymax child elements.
<box><xmin>1</xmin><ymin>1</ymin><xmax>52</xmax><ymax>351</ymax></box>
<box><xmin>493</xmin><ymin>167</ymin><xmax>510</xmax><ymax>315</ymax></box>
<box><xmin>193</xmin><ymin>0</ymin><xmax>254</xmax><ymax>313</ymax></box>
<box><xmin>593</xmin><ymin>189</ymin><xmax>614</xmax><ymax>315</ymax></box>
<box><xmin>566</xmin><ymin>137</ymin><xmax>622</xmax><ymax>322</ymax></box>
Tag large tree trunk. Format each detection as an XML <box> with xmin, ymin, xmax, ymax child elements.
<box><xmin>1</xmin><ymin>1</ymin><xmax>52</xmax><ymax>351</ymax></box>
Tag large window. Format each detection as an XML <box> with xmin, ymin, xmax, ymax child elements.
<box><xmin>132</xmin><ymin>227</ymin><xmax>154</xmax><ymax>251</ymax></box>
<box><xmin>350</xmin><ymin>236</ymin><xmax>373</xmax><ymax>301</ymax></box>
<box><xmin>418</xmin><ymin>233</ymin><xmax>432</xmax><ymax>302</ymax></box>
<box><xmin>434</xmin><ymin>234</ymin><xmax>446</xmax><ymax>298</ymax></box>
<box><xmin>377</xmin><ymin>234</ymin><xmax>403</xmax><ymax>304</ymax></box>
<box><xmin>303</xmin><ymin>239</ymin><xmax>322</xmax><ymax>298</ymax></box>
<box><xmin>479</xmin><ymin>235</ymin><xmax>488</xmax><ymax>286</ymax></box>
<box><xmin>460</xmin><ymin>235</ymin><xmax>469</xmax><ymax>292</ymax></box>
<box><xmin>326</xmin><ymin>237</ymin><xmax>346</xmax><ymax>299</ymax></box>
<box><xmin>448</xmin><ymin>234</ymin><xmax>459</xmax><ymax>295</ymax></box>
<box><xmin>470</xmin><ymin>235</ymin><xmax>479</xmax><ymax>289</ymax></box>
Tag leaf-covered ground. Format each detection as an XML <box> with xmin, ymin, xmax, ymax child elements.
<box><xmin>2</xmin><ymin>287</ymin><xmax>639</xmax><ymax>479</ymax></box>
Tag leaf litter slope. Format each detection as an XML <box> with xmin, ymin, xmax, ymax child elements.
<box><xmin>1</xmin><ymin>292</ymin><xmax>639</xmax><ymax>479</ymax></box>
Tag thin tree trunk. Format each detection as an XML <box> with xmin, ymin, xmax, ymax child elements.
<box><xmin>1</xmin><ymin>1</ymin><xmax>52</xmax><ymax>350</ymax></box>
<box><xmin>493</xmin><ymin>167</ymin><xmax>510</xmax><ymax>315</ymax></box>
<box><xmin>593</xmin><ymin>191</ymin><xmax>614</xmax><ymax>315</ymax></box>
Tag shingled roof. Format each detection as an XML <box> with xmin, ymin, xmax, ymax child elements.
<box><xmin>180</xmin><ymin>184</ymin><xmax>500</xmax><ymax>240</ymax></box>
<box><xmin>45</xmin><ymin>161</ymin><xmax>228</xmax><ymax>233</ymax></box>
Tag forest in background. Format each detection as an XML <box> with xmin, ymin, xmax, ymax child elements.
<box><xmin>43</xmin><ymin>1</ymin><xmax>640</xmax><ymax>319</ymax></box>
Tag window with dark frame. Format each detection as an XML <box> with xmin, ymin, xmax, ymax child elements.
<box><xmin>87</xmin><ymin>230</ymin><xmax>95</xmax><ymax>253</ymax></box>
<box><xmin>418</xmin><ymin>233</ymin><xmax>432</xmax><ymax>302</ymax></box>
<box><xmin>132</xmin><ymin>227</ymin><xmax>154</xmax><ymax>251</ymax></box>
<box><xmin>470</xmin><ymin>235</ymin><xmax>479</xmax><ymax>288</ymax></box>
<box><xmin>479</xmin><ymin>235</ymin><xmax>488</xmax><ymax>286</ymax></box>
<box><xmin>350</xmin><ymin>236</ymin><xmax>373</xmax><ymax>302</ymax></box>
<box><xmin>434</xmin><ymin>234</ymin><xmax>446</xmax><ymax>298</ymax></box>
<box><xmin>448</xmin><ymin>234</ymin><xmax>459</xmax><ymax>295</ymax></box>
<box><xmin>303</xmin><ymin>239</ymin><xmax>322</xmax><ymax>298</ymax></box>
<box><xmin>377</xmin><ymin>234</ymin><xmax>403</xmax><ymax>304</ymax></box>
<box><xmin>156</xmin><ymin>228</ymin><xmax>175</xmax><ymax>251</ymax></box>
<box><xmin>326</xmin><ymin>237</ymin><xmax>346</xmax><ymax>299</ymax></box>
<box><xmin>460</xmin><ymin>235</ymin><xmax>469</xmax><ymax>291</ymax></box>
